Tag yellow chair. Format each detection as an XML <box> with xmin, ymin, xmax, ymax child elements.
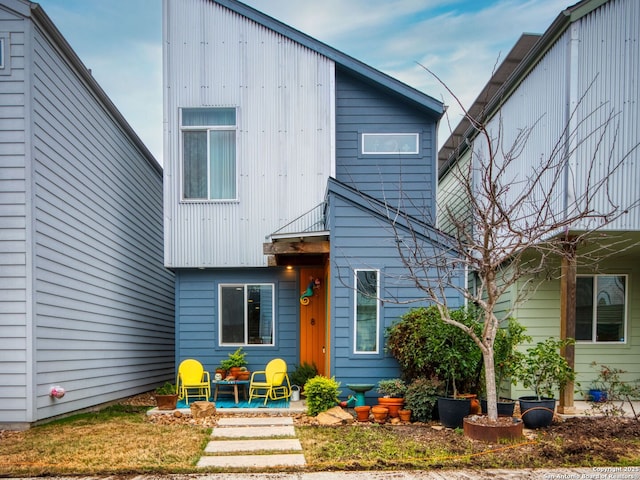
<box><xmin>248</xmin><ymin>358</ymin><xmax>291</xmax><ymax>405</ymax></box>
<box><xmin>177</xmin><ymin>359</ymin><xmax>211</xmax><ymax>405</ymax></box>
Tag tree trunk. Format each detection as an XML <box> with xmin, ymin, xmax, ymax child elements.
<box><xmin>483</xmin><ymin>350</ymin><xmax>498</xmax><ymax>421</ymax></box>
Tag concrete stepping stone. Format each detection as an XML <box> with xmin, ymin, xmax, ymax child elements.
<box><xmin>197</xmin><ymin>453</ymin><xmax>306</xmax><ymax>468</ymax></box>
<box><xmin>211</xmin><ymin>425</ymin><xmax>295</xmax><ymax>438</ymax></box>
<box><xmin>217</xmin><ymin>416</ymin><xmax>293</xmax><ymax>426</ymax></box>
<box><xmin>204</xmin><ymin>438</ymin><xmax>302</xmax><ymax>453</ymax></box>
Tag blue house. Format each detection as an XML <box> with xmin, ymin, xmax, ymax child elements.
<box><xmin>163</xmin><ymin>0</ymin><xmax>464</xmax><ymax>399</ymax></box>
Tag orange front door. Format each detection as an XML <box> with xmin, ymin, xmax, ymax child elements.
<box><xmin>299</xmin><ymin>267</ymin><xmax>327</xmax><ymax>376</ymax></box>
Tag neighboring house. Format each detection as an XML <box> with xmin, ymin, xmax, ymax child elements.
<box><xmin>0</xmin><ymin>0</ymin><xmax>174</xmax><ymax>429</ymax></box>
<box><xmin>438</xmin><ymin>0</ymin><xmax>639</xmax><ymax>408</ymax></box>
<box><xmin>163</xmin><ymin>0</ymin><xmax>464</xmax><ymax>397</ymax></box>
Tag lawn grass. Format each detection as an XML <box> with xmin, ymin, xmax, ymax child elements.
<box><xmin>2</xmin><ymin>404</ymin><xmax>640</xmax><ymax>475</ymax></box>
<box><xmin>0</xmin><ymin>405</ymin><xmax>209</xmax><ymax>476</ymax></box>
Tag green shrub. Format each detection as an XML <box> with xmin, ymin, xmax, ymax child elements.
<box><xmin>404</xmin><ymin>377</ymin><xmax>444</xmax><ymax>422</ymax></box>
<box><xmin>304</xmin><ymin>375</ymin><xmax>341</xmax><ymax>416</ymax></box>
<box><xmin>377</xmin><ymin>378</ymin><xmax>407</xmax><ymax>397</ymax></box>
<box><xmin>386</xmin><ymin>306</ymin><xmax>482</xmax><ymax>395</ymax></box>
<box><xmin>290</xmin><ymin>362</ymin><xmax>318</xmax><ymax>389</ymax></box>
<box><xmin>155</xmin><ymin>382</ymin><xmax>176</xmax><ymax>395</ymax></box>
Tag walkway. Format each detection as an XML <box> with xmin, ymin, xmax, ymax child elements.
<box><xmin>197</xmin><ymin>415</ymin><xmax>306</xmax><ymax>469</ymax></box>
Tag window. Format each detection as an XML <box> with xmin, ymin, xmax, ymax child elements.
<box><xmin>576</xmin><ymin>275</ymin><xmax>626</xmax><ymax>342</ymax></box>
<box><xmin>181</xmin><ymin>108</ymin><xmax>237</xmax><ymax>200</ymax></box>
<box><xmin>361</xmin><ymin>133</ymin><xmax>419</xmax><ymax>155</ymax></box>
<box><xmin>0</xmin><ymin>37</ymin><xmax>4</xmax><ymax>69</ymax></box>
<box><xmin>219</xmin><ymin>284</ymin><xmax>274</xmax><ymax>346</ymax></box>
<box><xmin>354</xmin><ymin>270</ymin><xmax>379</xmax><ymax>353</ymax></box>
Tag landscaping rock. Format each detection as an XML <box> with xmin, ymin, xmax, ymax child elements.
<box><xmin>190</xmin><ymin>401</ymin><xmax>216</xmax><ymax>418</ymax></box>
<box><xmin>316</xmin><ymin>406</ymin><xmax>354</xmax><ymax>426</ymax></box>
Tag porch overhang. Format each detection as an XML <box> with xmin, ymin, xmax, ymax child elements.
<box><xmin>263</xmin><ymin>231</ymin><xmax>330</xmax><ymax>266</ymax></box>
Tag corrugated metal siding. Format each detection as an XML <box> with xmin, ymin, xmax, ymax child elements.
<box><xmin>164</xmin><ymin>0</ymin><xmax>334</xmax><ymax>268</ymax></box>
<box><xmin>175</xmin><ymin>268</ymin><xmax>298</xmax><ymax>373</ymax></box>
<box><xmin>327</xmin><ymin>189</ymin><xmax>464</xmax><ymax>401</ymax></box>
<box><xmin>479</xmin><ymin>0</ymin><xmax>639</xmax><ymax>232</ymax></box>
<box><xmin>26</xmin><ymin>18</ymin><xmax>174</xmax><ymax>423</ymax></box>
<box><xmin>437</xmin><ymin>152</ymin><xmax>472</xmax><ymax>236</ymax></box>
<box><xmin>572</xmin><ymin>0</ymin><xmax>639</xmax><ymax>230</ymax></box>
<box><xmin>335</xmin><ymin>70</ymin><xmax>437</xmax><ymax>222</ymax></box>
<box><xmin>0</xmin><ymin>6</ymin><xmax>29</xmax><ymax>426</ymax></box>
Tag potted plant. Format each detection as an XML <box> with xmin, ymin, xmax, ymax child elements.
<box><xmin>236</xmin><ymin>366</ymin><xmax>251</xmax><ymax>381</ymax></box>
<box><xmin>377</xmin><ymin>378</ymin><xmax>407</xmax><ymax>418</ymax></box>
<box><xmin>154</xmin><ymin>382</ymin><xmax>178</xmax><ymax>410</ymax></box>
<box><xmin>512</xmin><ymin>337</ymin><xmax>576</xmax><ymax>428</ymax></box>
<box><xmin>290</xmin><ymin>362</ymin><xmax>318</xmax><ymax>394</ymax></box>
<box><xmin>386</xmin><ymin>307</ymin><xmax>483</xmax><ymax>428</ymax></box>
<box><xmin>220</xmin><ymin>347</ymin><xmax>248</xmax><ymax>378</ymax></box>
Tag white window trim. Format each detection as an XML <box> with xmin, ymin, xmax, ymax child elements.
<box><xmin>218</xmin><ymin>283</ymin><xmax>275</xmax><ymax>347</ymax></box>
<box><xmin>361</xmin><ymin>133</ymin><xmax>419</xmax><ymax>155</ymax></box>
<box><xmin>353</xmin><ymin>269</ymin><xmax>380</xmax><ymax>354</ymax></box>
<box><xmin>576</xmin><ymin>274</ymin><xmax>628</xmax><ymax>344</ymax></box>
<box><xmin>179</xmin><ymin>107</ymin><xmax>239</xmax><ymax>203</ymax></box>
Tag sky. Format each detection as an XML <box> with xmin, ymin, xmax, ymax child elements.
<box><xmin>35</xmin><ymin>0</ymin><xmax>572</xmax><ymax>166</ymax></box>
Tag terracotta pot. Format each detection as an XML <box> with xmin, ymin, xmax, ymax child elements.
<box><xmin>229</xmin><ymin>367</ymin><xmax>242</xmax><ymax>378</ymax></box>
<box><xmin>371</xmin><ymin>405</ymin><xmax>389</xmax><ymax>424</ymax></box>
<box><xmin>457</xmin><ymin>394</ymin><xmax>481</xmax><ymax>414</ymax></box>
<box><xmin>398</xmin><ymin>409</ymin><xmax>412</xmax><ymax>422</ymax></box>
<box><xmin>354</xmin><ymin>405</ymin><xmax>371</xmax><ymax>422</ymax></box>
<box><xmin>237</xmin><ymin>371</ymin><xmax>250</xmax><ymax>381</ymax></box>
<box><xmin>377</xmin><ymin>397</ymin><xmax>405</xmax><ymax>418</ymax></box>
<box><xmin>155</xmin><ymin>394</ymin><xmax>178</xmax><ymax>410</ymax></box>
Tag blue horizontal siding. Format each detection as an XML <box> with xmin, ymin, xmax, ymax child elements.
<box><xmin>176</xmin><ymin>268</ymin><xmax>299</xmax><ymax>375</ymax></box>
<box><xmin>335</xmin><ymin>70</ymin><xmax>437</xmax><ymax>221</ymax></box>
<box><xmin>327</xmin><ymin>189</ymin><xmax>464</xmax><ymax>401</ymax></box>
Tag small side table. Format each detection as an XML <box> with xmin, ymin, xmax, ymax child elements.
<box><xmin>212</xmin><ymin>380</ymin><xmax>249</xmax><ymax>404</ymax></box>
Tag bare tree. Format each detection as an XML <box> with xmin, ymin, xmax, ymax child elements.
<box><xmin>387</xmin><ymin>66</ymin><xmax>640</xmax><ymax>422</ymax></box>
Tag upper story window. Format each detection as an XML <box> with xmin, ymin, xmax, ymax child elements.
<box><xmin>219</xmin><ymin>284</ymin><xmax>274</xmax><ymax>346</ymax></box>
<box><xmin>354</xmin><ymin>269</ymin><xmax>380</xmax><ymax>354</ymax></box>
<box><xmin>576</xmin><ymin>274</ymin><xmax>627</xmax><ymax>343</ymax></box>
<box><xmin>181</xmin><ymin>107</ymin><xmax>237</xmax><ymax>201</ymax></box>
<box><xmin>361</xmin><ymin>133</ymin><xmax>419</xmax><ymax>155</ymax></box>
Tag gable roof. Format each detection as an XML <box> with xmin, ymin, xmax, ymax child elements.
<box><xmin>326</xmin><ymin>177</ymin><xmax>456</xmax><ymax>251</ymax></box>
<box><xmin>212</xmin><ymin>0</ymin><xmax>443</xmax><ymax>119</ymax></box>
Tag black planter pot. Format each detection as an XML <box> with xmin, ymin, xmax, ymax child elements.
<box><xmin>518</xmin><ymin>396</ymin><xmax>556</xmax><ymax>429</ymax></box>
<box><xmin>437</xmin><ymin>396</ymin><xmax>471</xmax><ymax>428</ymax></box>
<box><xmin>480</xmin><ymin>398</ymin><xmax>516</xmax><ymax>417</ymax></box>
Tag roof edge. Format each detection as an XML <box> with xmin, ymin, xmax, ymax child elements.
<box><xmin>29</xmin><ymin>2</ymin><xmax>162</xmax><ymax>175</ymax></box>
<box><xmin>212</xmin><ymin>0</ymin><xmax>443</xmax><ymax>117</ymax></box>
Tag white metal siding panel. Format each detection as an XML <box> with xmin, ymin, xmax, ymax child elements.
<box><xmin>0</xmin><ymin>7</ymin><xmax>29</xmax><ymax>425</ymax></box>
<box><xmin>572</xmin><ymin>0</ymin><xmax>640</xmax><ymax>230</ymax></box>
<box><xmin>27</xmin><ymin>20</ymin><xmax>175</xmax><ymax>422</ymax></box>
<box><xmin>479</xmin><ymin>0</ymin><xmax>639</xmax><ymax>232</ymax></box>
<box><xmin>479</xmin><ymin>29</ymin><xmax>569</xmax><ymax>225</ymax></box>
<box><xmin>164</xmin><ymin>0</ymin><xmax>334</xmax><ymax>267</ymax></box>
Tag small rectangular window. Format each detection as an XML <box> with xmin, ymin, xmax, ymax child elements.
<box><xmin>361</xmin><ymin>133</ymin><xmax>419</xmax><ymax>155</ymax></box>
<box><xmin>219</xmin><ymin>284</ymin><xmax>274</xmax><ymax>346</ymax></box>
<box><xmin>576</xmin><ymin>275</ymin><xmax>626</xmax><ymax>343</ymax></box>
<box><xmin>181</xmin><ymin>107</ymin><xmax>237</xmax><ymax>200</ymax></box>
<box><xmin>354</xmin><ymin>270</ymin><xmax>379</xmax><ymax>353</ymax></box>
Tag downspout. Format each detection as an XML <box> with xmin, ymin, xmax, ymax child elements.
<box><xmin>559</xmin><ymin>23</ymin><xmax>581</xmax><ymax>414</ymax></box>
